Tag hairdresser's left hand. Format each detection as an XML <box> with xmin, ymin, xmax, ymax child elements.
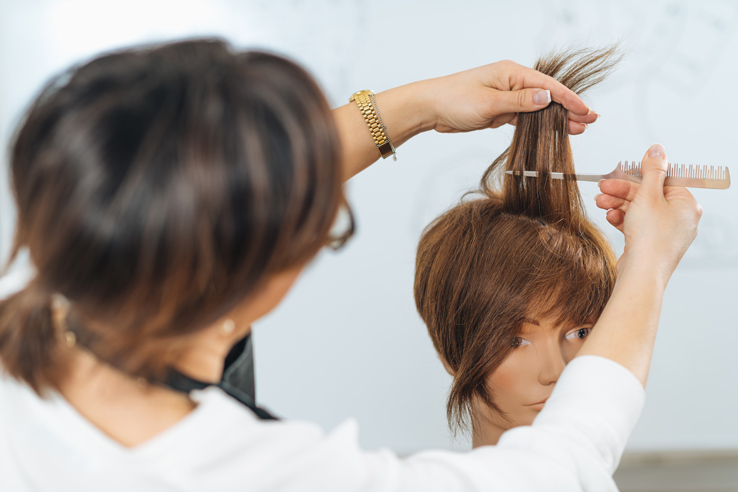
<box><xmin>424</xmin><ymin>60</ymin><xmax>598</xmax><ymax>135</ymax></box>
<box><xmin>337</xmin><ymin>59</ymin><xmax>598</xmax><ymax>180</ymax></box>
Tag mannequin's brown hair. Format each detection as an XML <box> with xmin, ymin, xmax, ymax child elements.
<box><xmin>414</xmin><ymin>47</ymin><xmax>621</xmax><ymax>433</ymax></box>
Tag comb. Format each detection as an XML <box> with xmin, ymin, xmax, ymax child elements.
<box><xmin>505</xmin><ymin>161</ymin><xmax>731</xmax><ymax>189</ymax></box>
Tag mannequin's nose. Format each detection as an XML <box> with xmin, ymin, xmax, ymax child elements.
<box><xmin>538</xmin><ymin>344</ymin><xmax>566</xmax><ymax>386</ymax></box>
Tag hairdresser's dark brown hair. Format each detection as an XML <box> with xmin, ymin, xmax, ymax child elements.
<box><xmin>414</xmin><ymin>47</ymin><xmax>621</xmax><ymax>433</ymax></box>
<box><xmin>0</xmin><ymin>38</ymin><xmax>351</xmax><ymax>394</ymax></box>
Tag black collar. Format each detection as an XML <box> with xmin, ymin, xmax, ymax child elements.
<box><xmin>164</xmin><ymin>334</ymin><xmax>278</xmax><ymax>421</ymax></box>
<box><xmin>164</xmin><ymin>369</ymin><xmax>279</xmax><ymax>421</ymax></box>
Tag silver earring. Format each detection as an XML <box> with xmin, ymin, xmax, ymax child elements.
<box><xmin>222</xmin><ymin>319</ymin><xmax>236</xmax><ymax>335</ymax></box>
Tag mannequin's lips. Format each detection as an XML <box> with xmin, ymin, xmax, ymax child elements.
<box><xmin>528</xmin><ymin>398</ymin><xmax>549</xmax><ymax>407</ymax></box>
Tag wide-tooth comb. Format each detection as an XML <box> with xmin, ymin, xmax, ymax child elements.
<box><xmin>505</xmin><ymin>161</ymin><xmax>731</xmax><ymax>189</ymax></box>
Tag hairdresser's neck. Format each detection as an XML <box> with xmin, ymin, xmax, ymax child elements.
<box><xmin>55</xmin><ymin>321</ymin><xmax>252</xmax><ymax>447</ymax></box>
<box><xmin>173</xmin><ymin>324</ymin><xmax>253</xmax><ymax>383</ymax></box>
<box><xmin>174</xmin><ymin>266</ymin><xmax>302</xmax><ymax>382</ymax></box>
<box><xmin>58</xmin><ymin>348</ymin><xmax>196</xmax><ymax>447</ymax></box>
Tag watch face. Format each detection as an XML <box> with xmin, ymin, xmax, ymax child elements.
<box><xmin>349</xmin><ymin>90</ymin><xmax>372</xmax><ymax>102</ymax></box>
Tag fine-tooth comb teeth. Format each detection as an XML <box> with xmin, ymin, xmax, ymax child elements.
<box><xmin>505</xmin><ymin>161</ymin><xmax>731</xmax><ymax>189</ymax></box>
<box><xmin>616</xmin><ymin>161</ymin><xmax>730</xmax><ymax>189</ymax></box>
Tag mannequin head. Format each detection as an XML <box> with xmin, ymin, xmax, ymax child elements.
<box><xmin>414</xmin><ymin>47</ymin><xmax>621</xmax><ymax>445</ymax></box>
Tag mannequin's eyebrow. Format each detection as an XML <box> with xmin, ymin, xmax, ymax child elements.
<box><xmin>521</xmin><ymin>317</ymin><xmax>540</xmax><ymax>326</ymax></box>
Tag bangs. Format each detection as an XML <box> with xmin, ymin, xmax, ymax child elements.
<box><xmin>520</xmin><ymin>221</ymin><xmax>617</xmax><ymax>329</ymax></box>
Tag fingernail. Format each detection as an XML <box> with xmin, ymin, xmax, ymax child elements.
<box><xmin>597</xmin><ymin>179</ymin><xmax>605</xmax><ymax>188</ymax></box>
<box><xmin>648</xmin><ymin>143</ymin><xmax>665</xmax><ymax>159</ymax></box>
<box><xmin>587</xmin><ymin>108</ymin><xmax>601</xmax><ymax>118</ymax></box>
<box><xmin>594</xmin><ymin>193</ymin><xmax>603</xmax><ymax>201</ymax></box>
<box><xmin>582</xmin><ymin>123</ymin><xmax>588</xmax><ymax>130</ymax></box>
<box><xmin>533</xmin><ymin>89</ymin><xmax>551</xmax><ymax>105</ymax></box>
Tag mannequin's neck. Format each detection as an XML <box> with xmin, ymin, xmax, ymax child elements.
<box><xmin>470</xmin><ymin>413</ymin><xmax>506</xmax><ymax>448</ymax></box>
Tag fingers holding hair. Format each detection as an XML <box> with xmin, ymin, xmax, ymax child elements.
<box><xmin>507</xmin><ymin>62</ymin><xmax>593</xmax><ymax>116</ymax></box>
<box><xmin>567</xmin><ymin>110</ymin><xmax>599</xmax><ymax>134</ymax></box>
<box><xmin>567</xmin><ymin>120</ymin><xmax>588</xmax><ymax>135</ymax></box>
<box><xmin>497</xmin><ymin>62</ymin><xmax>598</xmax><ymax>134</ymax></box>
<box><xmin>506</xmin><ymin>114</ymin><xmax>592</xmax><ymax>135</ymax></box>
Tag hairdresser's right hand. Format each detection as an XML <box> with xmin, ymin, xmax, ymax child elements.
<box><xmin>594</xmin><ymin>143</ymin><xmax>702</xmax><ymax>283</ymax></box>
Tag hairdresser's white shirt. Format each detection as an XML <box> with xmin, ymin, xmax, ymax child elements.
<box><xmin>0</xmin><ymin>356</ymin><xmax>643</xmax><ymax>492</ymax></box>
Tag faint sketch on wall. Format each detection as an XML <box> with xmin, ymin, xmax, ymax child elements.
<box><xmin>680</xmin><ymin>212</ymin><xmax>738</xmax><ymax>268</ymax></box>
<box><xmin>634</xmin><ymin>0</ymin><xmax>738</xmax><ymax>96</ymax></box>
<box><xmin>230</xmin><ymin>0</ymin><xmax>366</xmax><ymax>103</ymax></box>
<box><xmin>605</xmin><ymin>211</ymin><xmax>738</xmax><ymax>270</ymax></box>
<box><xmin>632</xmin><ymin>0</ymin><xmax>738</xmax><ymax>138</ymax></box>
<box><xmin>534</xmin><ymin>0</ymin><xmax>738</xmax><ymax>128</ymax></box>
<box><xmin>408</xmin><ymin>149</ymin><xmax>494</xmax><ymax>241</ymax></box>
<box><xmin>534</xmin><ymin>0</ymin><xmax>638</xmax><ymax>48</ymax></box>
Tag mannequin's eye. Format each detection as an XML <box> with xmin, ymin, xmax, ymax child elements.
<box><xmin>565</xmin><ymin>327</ymin><xmax>593</xmax><ymax>340</ymax></box>
<box><xmin>511</xmin><ymin>337</ymin><xmax>531</xmax><ymax>348</ymax></box>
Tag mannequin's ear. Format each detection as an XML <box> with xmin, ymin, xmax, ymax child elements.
<box><xmin>439</xmin><ymin>355</ymin><xmax>456</xmax><ymax>377</ymax></box>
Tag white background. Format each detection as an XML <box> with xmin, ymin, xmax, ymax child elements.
<box><xmin>1</xmin><ymin>0</ymin><xmax>736</xmax><ymax>454</ymax></box>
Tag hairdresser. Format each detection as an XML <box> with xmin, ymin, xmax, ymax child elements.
<box><xmin>0</xmin><ymin>39</ymin><xmax>701</xmax><ymax>492</ymax></box>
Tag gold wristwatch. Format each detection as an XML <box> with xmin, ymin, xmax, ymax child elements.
<box><xmin>349</xmin><ymin>90</ymin><xmax>397</xmax><ymax>160</ymax></box>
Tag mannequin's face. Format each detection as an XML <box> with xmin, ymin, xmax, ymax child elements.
<box><xmin>470</xmin><ymin>315</ymin><xmax>595</xmax><ymax>447</ymax></box>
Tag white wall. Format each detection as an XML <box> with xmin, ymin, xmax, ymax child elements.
<box><xmin>1</xmin><ymin>0</ymin><xmax>736</xmax><ymax>454</ymax></box>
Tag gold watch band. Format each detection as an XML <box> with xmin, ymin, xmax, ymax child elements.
<box><xmin>349</xmin><ymin>90</ymin><xmax>396</xmax><ymax>160</ymax></box>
